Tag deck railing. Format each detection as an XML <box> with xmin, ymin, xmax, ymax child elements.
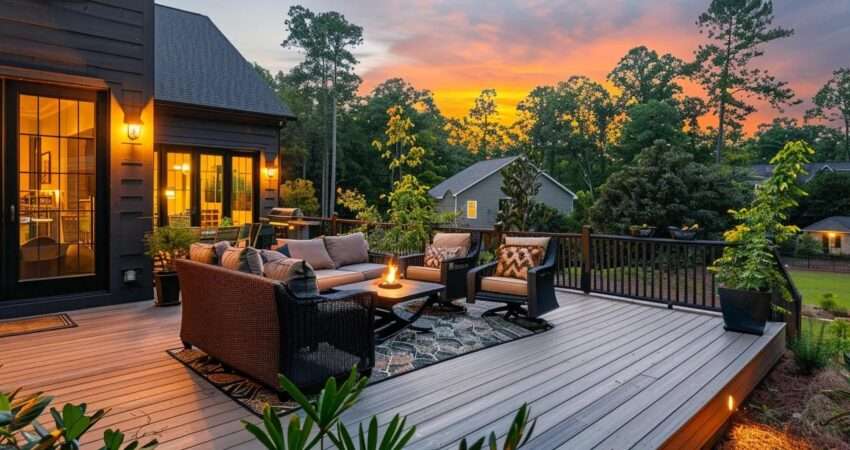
<box><xmin>269</xmin><ymin>215</ymin><xmax>803</xmax><ymax>338</ymax></box>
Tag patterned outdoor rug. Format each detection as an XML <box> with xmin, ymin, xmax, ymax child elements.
<box><xmin>0</xmin><ymin>313</ymin><xmax>76</xmax><ymax>338</ymax></box>
<box><xmin>167</xmin><ymin>301</ymin><xmax>551</xmax><ymax>416</ymax></box>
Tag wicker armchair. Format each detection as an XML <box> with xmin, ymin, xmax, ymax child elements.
<box><xmin>177</xmin><ymin>259</ymin><xmax>375</xmax><ymax>394</ymax></box>
<box><xmin>466</xmin><ymin>237</ymin><xmax>558</xmax><ymax>319</ymax></box>
<box><xmin>398</xmin><ymin>232</ymin><xmax>482</xmax><ymax>302</ymax></box>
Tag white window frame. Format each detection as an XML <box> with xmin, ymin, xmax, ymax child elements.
<box><xmin>466</xmin><ymin>200</ymin><xmax>478</xmax><ymax>219</ymax></box>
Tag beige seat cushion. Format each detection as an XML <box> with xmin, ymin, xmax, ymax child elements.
<box><xmin>324</xmin><ymin>233</ymin><xmax>369</xmax><ymax>268</ymax></box>
<box><xmin>406</xmin><ymin>265</ymin><xmax>441</xmax><ymax>283</ymax></box>
<box><xmin>338</xmin><ymin>263</ymin><xmax>385</xmax><ymax>280</ymax></box>
<box><xmin>314</xmin><ymin>269</ymin><xmax>365</xmax><ymax>291</ymax></box>
<box><xmin>433</xmin><ymin>233</ymin><xmax>471</xmax><ymax>255</ymax></box>
<box><xmin>481</xmin><ymin>276</ymin><xmax>528</xmax><ymax>296</ymax></box>
<box><xmin>279</xmin><ymin>238</ymin><xmax>335</xmax><ymax>270</ymax></box>
<box><xmin>504</xmin><ymin>236</ymin><xmax>550</xmax><ymax>249</ymax></box>
<box><xmin>189</xmin><ymin>243</ymin><xmax>216</xmax><ymax>265</ymax></box>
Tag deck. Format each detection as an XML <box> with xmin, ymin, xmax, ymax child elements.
<box><xmin>0</xmin><ymin>291</ymin><xmax>784</xmax><ymax>450</ymax></box>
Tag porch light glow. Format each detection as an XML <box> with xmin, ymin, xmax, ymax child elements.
<box><xmin>264</xmin><ymin>167</ymin><xmax>278</xmax><ymax>178</ymax></box>
<box><xmin>126</xmin><ymin>122</ymin><xmax>142</xmax><ymax>140</ymax></box>
<box><xmin>727</xmin><ymin>395</ymin><xmax>735</xmax><ymax>411</ymax></box>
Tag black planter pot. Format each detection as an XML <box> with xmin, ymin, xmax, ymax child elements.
<box><xmin>154</xmin><ymin>271</ymin><xmax>181</xmax><ymax>306</ymax></box>
<box><xmin>668</xmin><ymin>226</ymin><xmax>697</xmax><ymax>240</ymax></box>
<box><xmin>718</xmin><ymin>287</ymin><xmax>771</xmax><ymax>335</ymax></box>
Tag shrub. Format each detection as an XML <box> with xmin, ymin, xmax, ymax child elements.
<box><xmin>791</xmin><ymin>321</ymin><xmax>836</xmax><ymax>375</ymax></box>
<box><xmin>821</xmin><ymin>293</ymin><xmax>838</xmax><ymax>312</ymax></box>
<box><xmin>795</xmin><ymin>233</ymin><xmax>825</xmax><ymax>257</ymax></box>
<box><xmin>279</xmin><ymin>178</ymin><xmax>320</xmax><ymax>216</ymax></box>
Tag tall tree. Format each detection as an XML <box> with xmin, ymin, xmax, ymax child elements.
<box><xmin>496</xmin><ymin>156</ymin><xmax>542</xmax><ymax>232</ymax></box>
<box><xmin>806</xmin><ymin>68</ymin><xmax>850</xmax><ymax>160</ymax></box>
<box><xmin>617</xmin><ymin>100</ymin><xmax>687</xmax><ymax>164</ymax></box>
<box><xmin>608</xmin><ymin>46</ymin><xmax>684</xmax><ymax>105</ymax></box>
<box><xmin>691</xmin><ymin>0</ymin><xmax>798</xmax><ymax>162</ymax></box>
<box><xmin>447</xmin><ymin>88</ymin><xmax>510</xmax><ymax>156</ymax></box>
<box><xmin>282</xmin><ymin>5</ymin><xmax>363</xmax><ymax>216</ymax></box>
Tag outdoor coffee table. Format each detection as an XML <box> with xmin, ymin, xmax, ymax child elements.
<box><xmin>334</xmin><ymin>278</ymin><xmax>446</xmax><ymax>341</ymax></box>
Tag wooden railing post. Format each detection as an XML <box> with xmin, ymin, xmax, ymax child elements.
<box><xmin>330</xmin><ymin>214</ymin><xmax>338</xmax><ymax>236</ymax></box>
<box><xmin>581</xmin><ymin>225</ymin><xmax>592</xmax><ymax>294</ymax></box>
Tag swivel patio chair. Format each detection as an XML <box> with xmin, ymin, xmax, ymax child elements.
<box><xmin>467</xmin><ymin>236</ymin><xmax>558</xmax><ymax>320</ymax></box>
<box><xmin>399</xmin><ymin>231</ymin><xmax>482</xmax><ymax>304</ymax></box>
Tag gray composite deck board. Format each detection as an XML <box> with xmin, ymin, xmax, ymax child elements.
<box><xmin>0</xmin><ymin>291</ymin><xmax>783</xmax><ymax>450</ymax></box>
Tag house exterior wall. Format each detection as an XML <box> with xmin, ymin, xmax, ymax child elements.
<box><xmin>438</xmin><ymin>170</ymin><xmax>575</xmax><ymax>229</ymax></box>
<box><xmin>0</xmin><ymin>0</ymin><xmax>155</xmax><ymax>317</ymax></box>
<box><xmin>806</xmin><ymin>231</ymin><xmax>850</xmax><ymax>256</ymax></box>
<box><xmin>154</xmin><ymin>104</ymin><xmax>281</xmax><ymax>217</ymax></box>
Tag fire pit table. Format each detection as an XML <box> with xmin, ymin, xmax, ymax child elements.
<box><xmin>333</xmin><ymin>278</ymin><xmax>446</xmax><ymax>341</ymax></box>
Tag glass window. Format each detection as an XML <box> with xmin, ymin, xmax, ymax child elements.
<box><xmin>231</xmin><ymin>155</ymin><xmax>254</xmax><ymax>225</ymax></box>
<box><xmin>153</xmin><ymin>151</ymin><xmax>159</xmax><ymax>226</ymax></box>
<box><xmin>18</xmin><ymin>94</ymin><xmax>96</xmax><ymax>280</ymax></box>
<box><xmin>200</xmin><ymin>154</ymin><xmax>224</xmax><ymax>227</ymax></box>
<box><xmin>466</xmin><ymin>200</ymin><xmax>478</xmax><ymax>219</ymax></box>
<box><xmin>165</xmin><ymin>152</ymin><xmax>192</xmax><ymax>227</ymax></box>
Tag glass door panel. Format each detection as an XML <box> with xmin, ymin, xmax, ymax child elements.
<box><xmin>17</xmin><ymin>94</ymin><xmax>96</xmax><ymax>280</ymax></box>
<box><xmin>165</xmin><ymin>152</ymin><xmax>192</xmax><ymax>227</ymax></box>
<box><xmin>200</xmin><ymin>154</ymin><xmax>224</xmax><ymax>227</ymax></box>
<box><xmin>231</xmin><ymin>155</ymin><xmax>254</xmax><ymax>225</ymax></box>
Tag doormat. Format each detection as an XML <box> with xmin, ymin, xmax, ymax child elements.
<box><xmin>167</xmin><ymin>301</ymin><xmax>551</xmax><ymax>417</ymax></box>
<box><xmin>0</xmin><ymin>314</ymin><xmax>77</xmax><ymax>338</ymax></box>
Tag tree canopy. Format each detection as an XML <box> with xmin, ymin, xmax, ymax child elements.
<box><xmin>806</xmin><ymin>67</ymin><xmax>850</xmax><ymax>160</ymax></box>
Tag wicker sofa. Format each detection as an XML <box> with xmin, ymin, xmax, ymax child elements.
<box><xmin>176</xmin><ymin>259</ymin><xmax>374</xmax><ymax>393</ymax></box>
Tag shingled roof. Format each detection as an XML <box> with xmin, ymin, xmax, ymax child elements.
<box><xmin>804</xmin><ymin>216</ymin><xmax>850</xmax><ymax>233</ymax></box>
<box><xmin>429</xmin><ymin>157</ymin><xmax>519</xmax><ymax>199</ymax></box>
<box><xmin>750</xmin><ymin>162</ymin><xmax>850</xmax><ymax>183</ymax></box>
<box><xmin>154</xmin><ymin>5</ymin><xmax>293</xmax><ymax>118</ymax></box>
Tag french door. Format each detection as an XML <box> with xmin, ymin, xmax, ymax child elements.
<box><xmin>154</xmin><ymin>147</ymin><xmax>258</xmax><ymax>227</ymax></box>
<box><xmin>3</xmin><ymin>82</ymin><xmax>108</xmax><ymax>299</ymax></box>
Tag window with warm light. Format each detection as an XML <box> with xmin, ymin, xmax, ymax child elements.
<box><xmin>466</xmin><ymin>200</ymin><xmax>478</xmax><ymax>219</ymax></box>
<box><xmin>231</xmin><ymin>155</ymin><xmax>254</xmax><ymax>225</ymax></box>
<box><xmin>200</xmin><ymin>154</ymin><xmax>224</xmax><ymax>227</ymax></box>
<box><xmin>165</xmin><ymin>152</ymin><xmax>192</xmax><ymax>227</ymax></box>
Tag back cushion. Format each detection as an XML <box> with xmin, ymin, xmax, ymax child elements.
<box><xmin>323</xmin><ymin>232</ymin><xmax>369</xmax><ymax>268</ymax></box>
<box><xmin>266</xmin><ymin>259</ymin><xmax>319</xmax><ymax>298</ymax></box>
<box><xmin>260</xmin><ymin>249</ymin><xmax>286</xmax><ymax>264</ymax></box>
<box><xmin>433</xmin><ymin>233</ymin><xmax>471</xmax><ymax>256</ymax></box>
<box><xmin>189</xmin><ymin>243</ymin><xmax>216</xmax><ymax>265</ymax></box>
<box><xmin>220</xmin><ymin>246</ymin><xmax>264</xmax><ymax>275</ymax></box>
<box><xmin>282</xmin><ymin>238</ymin><xmax>335</xmax><ymax>270</ymax></box>
<box><xmin>504</xmin><ymin>236</ymin><xmax>550</xmax><ymax>250</ymax></box>
<box><xmin>494</xmin><ymin>244</ymin><xmax>544</xmax><ymax>280</ymax></box>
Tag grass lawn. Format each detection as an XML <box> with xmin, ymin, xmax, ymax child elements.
<box><xmin>790</xmin><ymin>269</ymin><xmax>850</xmax><ymax>309</ymax></box>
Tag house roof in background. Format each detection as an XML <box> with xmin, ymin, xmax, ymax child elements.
<box><xmin>750</xmin><ymin>162</ymin><xmax>850</xmax><ymax>183</ymax></box>
<box><xmin>429</xmin><ymin>157</ymin><xmax>519</xmax><ymax>199</ymax></box>
<box><xmin>428</xmin><ymin>156</ymin><xmax>577</xmax><ymax>200</ymax></box>
<box><xmin>804</xmin><ymin>216</ymin><xmax>850</xmax><ymax>233</ymax></box>
<box><xmin>154</xmin><ymin>4</ymin><xmax>293</xmax><ymax>118</ymax></box>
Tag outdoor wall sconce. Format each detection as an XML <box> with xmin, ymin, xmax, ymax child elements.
<box><xmin>264</xmin><ymin>167</ymin><xmax>278</xmax><ymax>178</ymax></box>
<box><xmin>126</xmin><ymin>121</ymin><xmax>143</xmax><ymax>141</ymax></box>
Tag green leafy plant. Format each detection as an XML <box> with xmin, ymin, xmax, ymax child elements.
<box><xmin>791</xmin><ymin>321</ymin><xmax>836</xmax><ymax>375</ymax></box>
<box><xmin>0</xmin><ymin>388</ymin><xmax>157</xmax><ymax>450</ymax></box>
<box><xmin>711</xmin><ymin>141</ymin><xmax>814</xmax><ymax>311</ymax></box>
<box><xmin>821</xmin><ymin>293</ymin><xmax>838</xmax><ymax>312</ymax></box>
<box><xmin>243</xmin><ymin>367</ymin><xmax>535</xmax><ymax>450</ymax></box>
<box><xmin>280</xmin><ymin>179</ymin><xmax>321</xmax><ymax>216</ymax></box>
<box><xmin>144</xmin><ymin>226</ymin><xmax>197</xmax><ymax>272</ymax></box>
<box><xmin>220</xmin><ymin>216</ymin><xmax>234</xmax><ymax>227</ymax></box>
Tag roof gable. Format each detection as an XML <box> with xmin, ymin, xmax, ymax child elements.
<box><xmin>428</xmin><ymin>156</ymin><xmax>576</xmax><ymax>200</ymax></box>
<box><xmin>804</xmin><ymin>216</ymin><xmax>850</xmax><ymax>233</ymax></box>
<box><xmin>154</xmin><ymin>5</ymin><xmax>292</xmax><ymax>118</ymax></box>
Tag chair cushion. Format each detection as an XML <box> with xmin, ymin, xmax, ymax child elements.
<box><xmin>272</xmin><ymin>240</ymin><xmax>291</xmax><ymax>257</ymax></box>
<box><xmin>264</xmin><ymin>257</ymin><xmax>304</xmax><ymax>281</ymax></box>
<box><xmin>406</xmin><ymin>265</ymin><xmax>441</xmax><ymax>283</ymax></box>
<box><xmin>220</xmin><ymin>246</ymin><xmax>264</xmax><ymax>275</ymax></box>
<box><xmin>269</xmin><ymin>259</ymin><xmax>319</xmax><ymax>298</ymax></box>
<box><xmin>212</xmin><ymin>241</ymin><xmax>231</xmax><ymax>262</ymax></box>
<box><xmin>189</xmin><ymin>243</ymin><xmax>216</xmax><ymax>264</ymax></box>
<box><xmin>432</xmin><ymin>233</ymin><xmax>471</xmax><ymax>256</ymax></box>
<box><xmin>504</xmin><ymin>236</ymin><xmax>550</xmax><ymax>250</ymax></box>
<box><xmin>338</xmin><ymin>262</ymin><xmax>386</xmax><ymax>280</ymax></box>
<box><xmin>424</xmin><ymin>245</ymin><xmax>463</xmax><ymax>268</ymax></box>
<box><xmin>279</xmin><ymin>238</ymin><xmax>335</xmax><ymax>270</ymax></box>
<box><xmin>314</xmin><ymin>269</ymin><xmax>365</xmax><ymax>291</ymax></box>
<box><xmin>494</xmin><ymin>244</ymin><xmax>544</xmax><ymax>280</ymax></box>
<box><xmin>481</xmin><ymin>276</ymin><xmax>528</xmax><ymax>296</ymax></box>
<box><xmin>260</xmin><ymin>249</ymin><xmax>287</xmax><ymax>264</ymax></box>
<box><xmin>324</xmin><ymin>232</ymin><xmax>369</xmax><ymax>268</ymax></box>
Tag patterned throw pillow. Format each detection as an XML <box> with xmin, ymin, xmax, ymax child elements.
<box><xmin>494</xmin><ymin>244</ymin><xmax>544</xmax><ymax>280</ymax></box>
<box><xmin>220</xmin><ymin>246</ymin><xmax>264</xmax><ymax>276</ymax></box>
<box><xmin>424</xmin><ymin>245</ymin><xmax>463</xmax><ymax>268</ymax></box>
<box><xmin>188</xmin><ymin>243</ymin><xmax>216</xmax><ymax>265</ymax></box>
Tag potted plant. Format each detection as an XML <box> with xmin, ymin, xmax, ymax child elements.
<box><xmin>669</xmin><ymin>223</ymin><xmax>699</xmax><ymax>240</ymax></box>
<box><xmin>629</xmin><ymin>224</ymin><xmax>655</xmax><ymax>237</ymax></box>
<box><xmin>711</xmin><ymin>141</ymin><xmax>813</xmax><ymax>335</ymax></box>
<box><xmin>145</xmin><ymin>225</ymin><xmax>197</xmax><ymax>306</ymax></box>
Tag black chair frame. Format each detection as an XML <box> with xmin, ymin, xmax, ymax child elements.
<box><xmin>398</xmin><ymin>231</ymin><xmax>483</xmax><ymax>302</ymax></box>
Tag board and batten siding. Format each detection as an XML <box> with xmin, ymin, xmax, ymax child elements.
<box><xmin>0</xmin><ymin>0</ymin><xmax>156</xmax><ymax>316</ymax></box>
<box><xmin>442</xmin><ymin>169</ymin><xmax>575</xmax><ymax>229</ymax></box>
<box><xmin>154</xmin><ymin>104</ymin><xmax>281</xmax><ymax>218</ymax></box>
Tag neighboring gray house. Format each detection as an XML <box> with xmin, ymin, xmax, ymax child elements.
<box><xmin>429</xmin><ymin>157</ymin><xmax>576</xmax><ymax>229</ymax></box>
<box><xmin>803</xmin><ymin>216</ymin><xmax>850</xmax><ymax>256</ymax></box>
<box><xmin>750</xmin><ymin>161</ymin><xmax>850</xmax><ymax>184</ymax></box>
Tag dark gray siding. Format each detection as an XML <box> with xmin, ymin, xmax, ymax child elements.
<box><xmin>0</xmin><ymin>0</ymin><xmax>155</xmax><ymax>316</ymax></box>
<box><xmin>155</xmin><ymin>104</ymin><xmax>281</xmax><ymax>217</ymax></box>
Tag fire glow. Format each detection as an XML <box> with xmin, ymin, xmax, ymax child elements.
<box><xmin>379</xmin><ymin>263</ymin><xmax>402</xmax><ymax>289</ymax></box>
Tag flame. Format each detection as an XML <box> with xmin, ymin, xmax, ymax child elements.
<box><xmin>384</xmin><ymin>263</ymin><xmax>398</xmax><ymax>285</ymax></box>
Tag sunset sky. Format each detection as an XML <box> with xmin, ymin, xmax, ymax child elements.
<box><xmin>159</xmin><ymin>0</ymin><xmax>850</xmax><ymax>132</ymax></box>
